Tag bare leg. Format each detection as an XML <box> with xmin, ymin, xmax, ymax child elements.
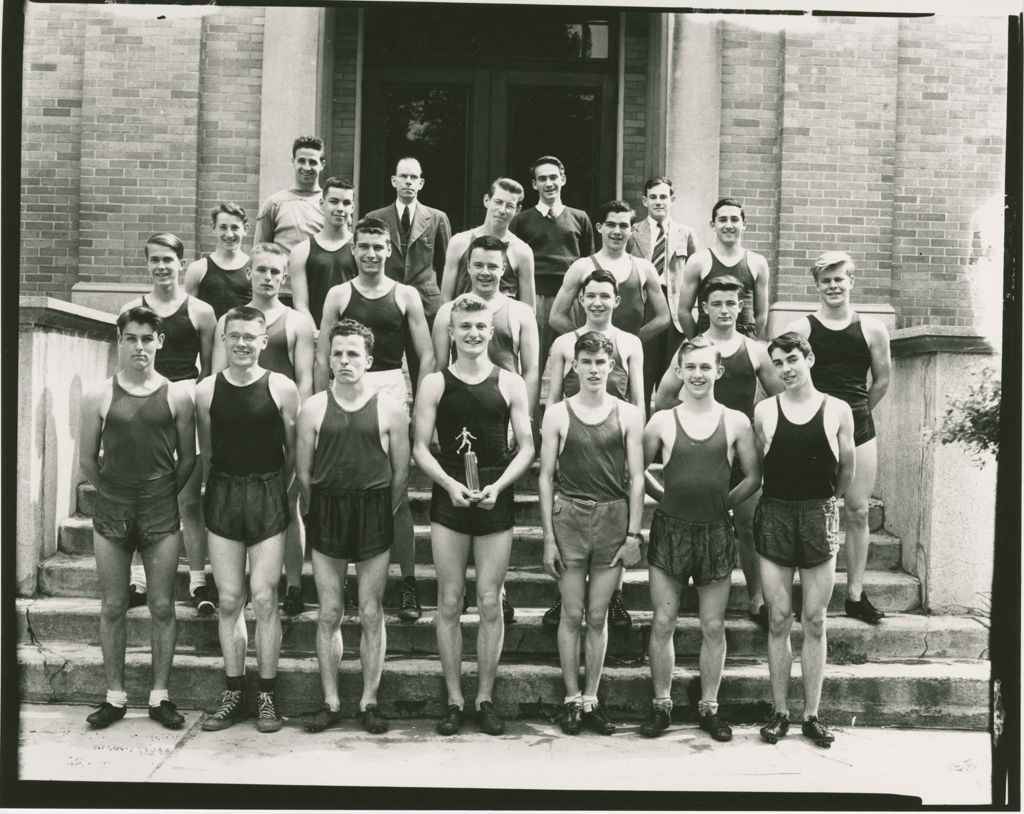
<box><xmin>138</xmin><ymin>531</ymin><xmax>183</xmax><ymax>690</ymax></box>
<box><xmin>311</xmin><ymin>550</ymin><xmax>347</xmax><ymax>708</ymax></box>
<box><xmin>556</xmin><ymin>564</ymin><xmax>588</xmax><ymax>697</ymax></box>
<box><xmin>473</xmin><ymin>529</ymin><xmax>513</xmax><ymax>705</ymax></box>
<box><xmin>208</xmin><ymin>532</ymin><xmax>249</xmax><ymax>676</ymax></box>
<box><xmin>583</xmin><ymin>564</ymin><xmax>622</xmax><ymax>697</ymax></box>
<box><xmin>648</xmin><ymin>565</ymin><xmax>682</xmax><ymax>699</ymax></box>
<box><xmin>356</xmin><ymin>548</ymin><xmax>391</xmax><ymax>708</ymax></box>
<box><xmin>431</xmin><ymin>523</ymin><xmax>471</xmax><ymax>707</ymax></box>
<box><xmin>695</xmin><ymin>575</ymin><xmax>732</xmax><ymax>703</ymax></box>
<box><xmin>733</xmin><ymin>490</ymin><xmax>764</xmax><ymax>614</ymax></box>
<box><xmin>799</xmin><ymin>557</ymin><xmax>837</xmax><ymax>717</ymax></box>
<box><xmin>248</xmin><ymin>532</ymin><xmax>286</xmax><ymax>678</ymax></box>
<box><xmin>759</xmin><ymin>556</ymin><xmax>796</xmax><ymax>713</ymax></box>
<box><xmin>844</xmin><ymin>439</ymin><xmax>877</xmax><ymax>601</ymax></box>
<box><xmin>94</xmin><ymin>533</ymin><xmax>133</xmax><ymax>692</ymax></box>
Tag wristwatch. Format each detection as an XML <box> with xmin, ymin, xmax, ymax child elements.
<box><xmin>625</xmin><ymin>532</ymin><xmax>644</xmax><ymax>544</ymax></box>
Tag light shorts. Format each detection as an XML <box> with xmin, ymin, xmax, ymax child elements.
<box><xmin>364</xmin><ymin>368</ymin><xmax>410</xmax><ymax>413</ymax></box>
<box><xmin>552</xmin><ymin>493</ymin><xmax>628</xmax><ymax>568</ymax></box>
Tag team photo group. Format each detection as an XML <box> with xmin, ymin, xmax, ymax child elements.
<box><xmin>81</xmin><ymin>134</ymin><xmax>891</xmax><ymax>749</ymax></box>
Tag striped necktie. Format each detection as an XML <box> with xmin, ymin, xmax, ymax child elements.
<box><xmin>651</xmin><ymin>222</ymin><xmax>667</xmax><ymax>279</ymax></box>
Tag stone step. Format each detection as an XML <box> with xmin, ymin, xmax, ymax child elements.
<box><xmin>38</xmin><ymin>555</ymin><xmax>922</xmax><ymax>613</ymax></box>
<box><xmin>74</xmin><ymin>480</ymin><xmax>886</xmax><ymax>531</ymax></box>
<box><xmin>17</xmin><ymin>642</ymin><xmax>990</xmax><ymax>729</ymax></box>
<box><xmin>58</xmin><ymin>515</ymin><xmax>903</xmax><ymax>572</ymax></box>
<box><xmin>16</xmin><ymin>597</ymin><xmax>988</xmax><ymax>662</ymax></box>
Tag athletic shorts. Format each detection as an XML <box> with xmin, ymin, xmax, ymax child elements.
<box><xmin>306</xmin><ymin>485</ymin><xmax>393</xmax><ymax>563</ymax></box>
<box><xmin>647</xmin><ymin>511</ymin><xmax>735</xmax><ymax>587</ymax></box>
<box><xmin>203</xmin><ymin>468</ymin><xmax>290</xmax><ymax>546</ymax></box>
<box><xmin>93</xmin><ymin>473</ymin><xmax>180</xmax><ymax>551</ymax></box>
<box><xmin>430</xmin><ymin>463</ymin><xmax>514</xmax><ymax>536</ymax></box>
<box><xmin>851</xmin><ymin>403</ymin><xmax>876</xmax><ymax>447</ymax></box>
<box><xmin>754</xmin><ymin>495</ymin><xmax>839</xmax><ymax>569</ymax></box>
<box><xmin>364</xmin><ymin>368</ymin><xmax>409</xmax><ymax>413</ymax></box>
<box><xmin>552</xmin><ymin>493</ymin><xmax>628</xmax><ymax>568</ymax></box>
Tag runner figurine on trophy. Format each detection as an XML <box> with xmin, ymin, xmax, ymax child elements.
<box><xmin>456</xmin><ymin>427</ymin><xmax>480</xmax><ymax>499</ymax></box>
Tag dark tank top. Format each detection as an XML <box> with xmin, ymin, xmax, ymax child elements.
<box><xmin>488</xmin><ymin>302</ymin><xmax>518</xmax><ymax>372</ymax></box>
<box><xmin>763</xmin><ymin>397</ymin><xmax>837</xmax><ymax>501</ymax></box>
<box><xmin>209</xmin><ymin>371</ymin><xmax>285</xmax><ymax>475</ymax></box>
<box><xmin>307</xmin><ymin>238</ymin><xmax>356</xmax><ymax>327</ymax></box>
<box><xmin>807</xmin><ymin>315</ymin><xmax>871</xmax><ymax>409</ymax></box>
<box><xmin>311</xmin><ymin>392</ymin><xmax>391</xmax><ymax>491</ymax></box>
<box><xmin>100</xmin><ymin>377</ymin><xmax>176</xmax><ymax>483</ymax></box>
<box><xmin>593</xmin><ymin>255</ymin><xmax>645</xmax><ymax>335</ymax></box>
<box><xmin>556</xmin><ymin>401</ymin><xmax>627</xmax><ymax>502</ymax></box>
<box><xmin>563</xmin><ymin>330</ymin><xmax>630</xmax><ymax>402</ymax></box>
<box><xmin>343</xmin><ymin>284</ymin><xmax>405</xmax><ymax>371</ymax></box>
<box><xmin>436</xmin><ymin>366</ymin><xmax>510</xmax><ymax>470</ymax></box>
<box><xmin>143</xmin><ymin>295</ymin><xmax>200</xmax><ymax>382</ymax></box>
<box><xmin>259</xmin><ymin>310</ymin><xmax>295</xmax><ymax>381</ymax></box>
<box><xmin>454</xmin><ymin>237</ymin><xmax>519</xmax><ymax>300</ymax></box>
<box><xmin>714</xmin><ymin>338</ymin><xmax>757</xmax><ymax>420</ymax></box>
<box><xmin>658</xmin><ymin>408</ymin><xmax>731</xmax><ymax>523</ymax></box>
<box><xmin>197</xmin><ymin>255</ymin><xmax>250</xmax><ymax>319</ymax></box>
<box><xmin>696</xmin><ymin>251</ymin><xmax>756</xmax><ymax>335</ymax></box>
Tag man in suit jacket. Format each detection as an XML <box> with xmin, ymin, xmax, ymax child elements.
<box><xmin>628</xmin><ymin>176</ymin><xmax>699</xmax><ymax>416</ymax></box>
<box><xmin>367</xmin><ymin>157</ymin><xmax>451</xmax><ymax>390</ymax></box>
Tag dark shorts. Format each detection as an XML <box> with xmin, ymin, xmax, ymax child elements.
<box><xmin>851</xmin><ymin>403</ymin><xmax>876</xmax><ymax>447</ymax></box>
<box><xmin>648</xmin><ymin>510</ymin><xmax>735</xmax><ymax>587</ymax></box>
<box><xmin>306</xmin><ymin>485</ymin><xmax>393</xmax><ymax>563</ymax></box>
<box><xmin>552</xmin><ymin>494</ymin><xmax>628</xmax><ymax>568</ymax></box>
<box><xmin>203</xmin><ymin>468</ymin><xmax>290</xmax><ymax>546</ymax></box>
<box><xmin>754</xmin><ymin>496</ymin><xmax>839</xmax><ymax>569</ymax></box>
<box><xmin>93</xmin><ymin>474</ymin><xmax>180</xmax><ymax>551</ymax></box>
<box><xmin>430</xmin><ymin>464</ymin><xmax>515</xmax><ymax>536</ymax></box>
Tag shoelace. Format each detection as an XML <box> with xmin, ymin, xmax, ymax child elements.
<box><xmin>400</xmin><ymin>584</ymin><xmax>417</xmax><ymax>608</ymax></box>
<box><xmin>609</xmin><ymin>595</ymin><xmax>629</xmax><ymax>621</ymax></box>
<box><xmin>804</xmin><ymin>716</ymin><xmax>828</xmax><ymax>736</ymax></box>
<box><xmin>212</xmin><ymin>691</ymin><xmax>242</xmax><ymax>719</ymax></box>
<box><xmin>257</xmin><ymin>692</ymin><xmax>277</xmax><ymax>719</ymax></box>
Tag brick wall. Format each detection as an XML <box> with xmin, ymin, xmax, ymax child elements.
<box><xmin>892</xmin><ymin>16</ymin><xmax>1007</xmax><ymax>330</ymax></box>
<box><xmin>329</xmin><ymin>7</ymin><xmax>359</xmax><ymax>192</ymax></box>
<box><xmin>621</xmin><ymin>14</ymin><xmax>648</xmax><ymax>209</ymax></box>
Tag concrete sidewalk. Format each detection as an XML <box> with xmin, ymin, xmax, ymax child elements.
<box><xmin>18</xmin><ymin>704</ymin><xmax>991</xmax><ymax>804</ymax></box>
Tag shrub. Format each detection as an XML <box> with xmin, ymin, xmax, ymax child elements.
<box><xmin>933</xmin><ymin>365</ymin><xmax>1001</xmax><ymax>465</ymax></box>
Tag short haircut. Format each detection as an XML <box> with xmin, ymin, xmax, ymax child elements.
<box><xmin>354</xmin><ymin>216</ymin><xmax>391</xmax><ymax>243</ymax></box>
<box><xmin>768</xmin><ymin>331</ymin><xmax>813</xmax><ymax>359</ymax></box>
<box><xmin>596</xmin><ymin>199</ymin><xmax>635</xmax><ymax>225</ymax></box>
<box><xmin>329</xmin><ymin>318</ymin><xmax>375</xmax><ymax>356</ymax></box>
<box><xmin>394</xmin><ymin>157</ymin><xmax>422</xmax><ymax>174</ymax></box>
<box><xmin>117</xmin><ymin>305</ymin><xmax>163</xmax><ymax>337</ymax></box>
<box><xmin>530</xmin><ymin>155</ymin><xmax>565</xmax><ymax>177</ymax></box>
<box><xmin>811</xmin><ymin>250</ymin><xmax>855</xmax><ymax>282</ymax></box>
<box><xmin>675</xmin><ymin>334</ymin><xmax>722</xmax><ymax>366</ymax></box>
<box><xmin>451</xmin><ymin>292</ymin><xmax>489</xmax><ymax>315</ymax></box>
<box><xmin>251</xmin><ymin>242</ymin><xmax>289</xmax><ymax>264</ymax></box>
<box><xmin>711</xmin><ymin>197</ymin><xmax>745</xmax><ymax>222</ymax></box>
<box><xmin>644</xmin><ymin>176</ymin><xmax>674</xmax><ymax>194</ymax></box>
<box><xmin>321</xmin><ymin>176</ymin><xmax>354</xmax><ymax>198</ymax></box>
<box><xmin>223</xmin><ymin>306</ymin><xmax>267</xmax><ymax>331</ymax></box>
<box><xmin>210</xmin><ymin>202</ymin><xmax>248</xmax><ymax>226</ymax></box>
<box><xmin>145</xmin><ymin>232</ymin><xmax>185</xmax><ymax>260</ymax></box>
<box><xmin>581</xmin><ymin>268</ymin><xmax>618</xmax><ymax>296</ymax></box>
<box><xmin>467</xmin><ymin>234</ymin><xmax>508</xmax><ymax>263</ymax></box>
<box><xmin>574</xmin><ymin>330</ymin><xmax>615</xmax><ymax>360</ymax></box>
<box><xmin>292</xmin><ymin>135</ymin><xmax>324</xmax><ymax>157</ymax></box>
<box><xmin>702</xmin><ymin>274</ymin><xmax>745</xmax><ymax>302</ymax></box>
<box><xmin>488</xmin><ymin>177</ymin><xmax>524</xmax><ymax>199</ymax></box>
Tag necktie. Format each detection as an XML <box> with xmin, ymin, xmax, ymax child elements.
<box><xmin>401</xmin><ymin>205</ymin><xmax>411</xmax><ymax>237</ymax></box>
<box><xmin>652</xmin><ymin>223</ymin><xmax>667</xmax><ymax>279</ymax></box>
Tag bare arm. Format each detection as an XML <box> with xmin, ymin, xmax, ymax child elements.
<box><xmin>169</xmin><ymin>385</ymin><xmax>197</xmax><ymax>494</ymax></box>
<box><xmin>183</xmin><ymin>258</ymin><xmax>207</xmax><ymax>298</ymax></box>
<box><xmin>193</xmin><ymin>300</ymin><xmax>217</xmax><ymax>381</ymax></box>
<box><xmin>865</xmin><ymin>320</ymin><xmax>892</xmax><ymax>411</ymax></box>
<box><xmin>439</xmin><ymin>233</ymin><xmax>469</xmax><ymax>303</ymax></box>
<box><xmin>194</xmin><ymin>380</ymin><xmax>214</xmax><ymax>485</ymax></box>
<box><xmin>637</xmin><ymin>262</ymin><xmax>670</xmax><ymax>343</ymax></box>
<box><xmin>609</xmin><ymin>404</ymin><xmax>645</xmax><ymax>569</ymax></box>
<box><xmin>545</xmin><ymin>337</ymin><xmax>569</xmax><ymax>407</ymax></box>
<box><xmin>403</xmin><ymin>289</ymin><xmax>436</xmax><ymax>388</ymax></box>
<box><xmin>518</xmin><ymin>307</ymin><xmax>541</xmax><ymax>417</ymax></box>
<box><xmin>252</xmin><ymin>201</ymin><xmax>275</xmax><ymax>249</ymax></box>
<box><xmin>624</xmin><ymin>336</ymin><xmax>645</xmax><ymax>412</ymax></box>
<box><xmin>430</xmin><ymin>305</ymin><xmax>453</xmax><ymax>371</ymax></box>
<box><xmin>834</xmin><ymin>402</ymin><xmax>857</xmax><ymax>498</ymax></box>
<box><xmin>548</xmin><ymin>260</ymin><xmax>588</xmax><ymax>336</ymax></box>
<box><xmin>653</xmin><ymin>364</ymin><xmax>684</xmax><ymax>412</ymax></box>
<box><xmin>383</xmin><ymin>398</ymin><xmax>411</xmax><ymax>514</ymax></box>
<box><xmin>727</xmin><ymin>414</ymin><xmax>761</xmax><ymax>508</ymax></box>
<box><xmin>291</xmin><ymin>312</ymin><xmax>316</xmax><ymax>401</ymax></box>
<box><xmin>413</xmin><ymin>374</ymin><xmax>475</xmax><ymax>507</ymax></box>
<box><xmin>515</xmin><ymin>244</ymin><xmax>536</xmax><ymax>310</ymax></box>
<box><xmin>288</xmin><ymin>240</ymin><xmax>314</xmax><ymax>325</ymax></box>
<box><xmin>314</xmin><ymin>285</ymin><xmax>347</xmax><ymax>392</ymax></box>
<box><xmin>294</xmin><ymin>393</ymin><xmax>322</xmax><ymax>509</ymax></box>
<box><xmin>677</xmin><ymin>253</ymin><xmax>705</xmax><ymax>338</ymax></box>
<box><xmin>210</xmin><ymin>315</ymin><xmax>227</xmax><ymax>374</ymax></box>
<box><xmin>77</xmin><ymin>385</ymin><xmax>107</xmax><ymax>492</ymax></box>
<box><xmin>751</xmin><ymin>253</ymin><xmax>770</xmax><ymax>340</ymax></box>
<box><xmin>642</xmin><ymin>414</ymin><xmax>666</xmax><ymax>502</ymax></box>
<box><xmin>537</xmin><ymin>405</ymin><xmax>564</xmax><ymax>580</ymax></box>
<box><xmin>751</xmin><ymin>340</ymin><xmax>785</xmax><ymax>397</ymax></box>
<box><xmin>482</xmin><ymin>372</ymin><xmax>535</xmax><ymax>500</ymax></box>
<box><xmin>271</xmin><ymin>375</ymin><xmax>300</xmax><ymax>487</ymax></box>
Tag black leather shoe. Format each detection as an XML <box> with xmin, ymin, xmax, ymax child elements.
<box><xmin>845</xmin><ymin>592</ymin><xmax>885</xmax><ymax>624</ymax></box>
<box><xmin>541</xmin><ymin>597</ymin><xmax>562</xmax><ymax>628</ymax></box>
<box><xmin>698</xmin><ymin>710</ymin><xmax>732</xmax><ymax>742</ymax></box>
<box><xmin>582</xmin><ymin>703</ymin><xmax>616</xmax><ymax>735</ymax></box>
<box><xmin>608</xmin><ymin>590</ymin><xmax>632</xmax><ymax>630</ymax></box>
<box><xmin>282</xmin><ymin>586</ymin><xmax>304</xmax><ymax>616</ymax></box>
<box><xmin>128</xmin><ymin>585</ymin><xmax>147</xmax><ymax>609</ymax></box>
<box><xmin>436</xmin><ymin>704</ymin><xmax>464</xmax><ymax>736</ymax></box>
<box><xmin>639</xmin><ymin>703</ymin><xmax>671</xmax><ymax>738</ymax></box>
<box><xmin>559</xmin><ymin>701</ymin><xmax>583</xmax><ymax>735</ymax></box>
<box><xmin>801</xmin><ymin>715</ymin><xmax>835</xmax><ymax>747</ymax></box>
<box><xmin>360</xmin><ymin>704</ymin><xmax>389</xmax><ymax>734</ymax></box>
<box><xmin>502</xmin><ymin>593</ymin><xmax>516</xmax><ymax>625</ymax></box>
<box><xmin>304</xmin><ymin>705</ymin><xmax>343</xmax><ymax>733</ymax></box>
<box><xmin>759</xmin><ymin>710</ymin><xmax>790</xmax><ymax>744</ymax></box>
<box><xmin>148</xmin><ymin>700</ymin><xmax>185</xmax><ymax>729</ymax></box>
<box><xmin>87</xmin><ymin>702</ymin><xmax>126</xmax><ymax>729</ymax></box>
<box><xmin>192</xmin><ymin>585</ymin><xmax>216</xmax><ymax>616</ymax></box>
<box><xmin>476</xmin><ymin>701</ymin><xmax>506</xmax><ymax>735</ymax></box>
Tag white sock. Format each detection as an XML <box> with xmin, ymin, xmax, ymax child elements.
<box><xmin>563</xmin><ymin>692</ymin><xmax>583</xmax><ymax>706</ymax></box>
<box><xmin>653</xmin><ymin>697</ymin><xmax>673</xmax><ymax>711</ymax></box>
<box><xmin>130</xmin><ymin>566</ymin><xmax>147</xmax><ymax>592</ymax></box>
<box><xmin>148</xmin><ymin>689</ymin><xmax>169</xmax><ymax>708</ymax></box>
<box><xmin>698</xmin><ymin>700</ymin><xmax>719</xmax><ymax>716</ymax></box>
<box><xmin>189</xmin><ymin>570</ymin><xmax>207</xmax><ymax>595</ymax></box>
<box><xmin>106</xmin><ymin>690</ymin><xmax>128</xmax><ymax>708</ymax></box>
<box><xmin>582</xmin><ymin>695</ymin><xmax>599</xmax><ymax>713</ymax></box>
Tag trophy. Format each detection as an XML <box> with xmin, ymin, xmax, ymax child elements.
<box><xmin>456</xmin><ymin>428</ymin><xmax>480</xmax><ymax>494</ymax></box>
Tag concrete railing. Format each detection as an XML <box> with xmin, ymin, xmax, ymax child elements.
<box><xmin>875</xmin><ymin>326</ymin><xmax>998</xmax><ymax>616</ymax></box>
<box><xmin>18</xmin><ymin>298</ymin><xmax>117</xmax><ymax>596</ymax></box>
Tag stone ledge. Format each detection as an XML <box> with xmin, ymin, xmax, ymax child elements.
<box><xmin>890</xmin><ymin>326</ymin><xmax>997</xmax><ymax>358</ymax></box>
<box><xmin>19</xmin><ymin>296</ymin><xmax>116</xmax><ymax>341</ymax></box>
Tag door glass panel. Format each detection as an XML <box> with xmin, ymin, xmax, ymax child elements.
<box><xmin>507</xmin><ymin>87</ymin><xmax>601</xmax><ymax>217</ymax></box>
<box><xmin>379</xmin><ymin>85</ymin><xmax>469</xmax><ymax>230</ymax></box>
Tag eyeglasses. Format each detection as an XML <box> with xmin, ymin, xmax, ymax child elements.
<box><xmin>225</xmin><ymin>333</ymin><xmax>265</xmax><ymax>344</ymax></box>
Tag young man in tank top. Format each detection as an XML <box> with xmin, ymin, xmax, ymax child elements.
<box><xmin>545</xmin><ymin>269</ymin><xmax>645</xmax><ymax>629</ymax></box>
<box><xmin>317</xmin><ymin>217</ymin><xmax>435</xmax><ymax>621</ymax></box>
<box><xmin>753</xmin><ymin>332</ymin><xmax>856</xmax><ymax>747</ymax></box>
<box><xmin>538</xmin><ymin>331</ymin><xmax>645</xmax><ymax>735</ymax></box>
<box><xmin>653</xmin><ymin>276</ymin><xmax>785</xmax><ymax>630</ymax></box>
<box><xmin>78</xmin><ymin>306</ymin><xmax>197</xmax><ymax>730</ymax></box>
<box><xmin>786</xmin><ymin>251</ymin><xmax>891</xmax><ymax>625</ymax></box>
<box><xmin>185</xmin><ymin>203</ymin><xmax>252</xmax><ymax>319</ymax></box>
<box><xmin>121</xmin><ymin>233</ymin><xmax>217</xmax><ymax>616</ymax></box>
<box><xmin>439</xmin><ymin>177</ymin><xmax>536</xmax><ymax>309</ymax></box>
<box><xmin>212</xmin><ymin>242</ymin><xmax>315</xmax><ymax>617</ymax></box>
<box><xmin>413</xmin><ymin>294</ymin><xmax>534</xmax><ymax>736</ymax></box>
<box><xmin>639</xmin><ymin>336</ymin><xmax>760</xmax><ymax>742</ymax></box>
<box><xmin>677</xmin><ymin>198</ymin><xmax>770</xmax><ymax>340</ymax></box>
<box><xmin>549</xmin><ymin>200</ymin><xmax>669</xmax><ymax>346</ymax></box>
<box><xmin>290</xmin><ymin>176</ymin><xmax>358</xmax><ymax>331</ymax></box>
<box><xmin>196</xmin><ymin>306</ymin><xmax>300</xmax><ymax>734</ymax></box>
<box><xmin>296</xmin><ymin>319</ymin><xmax>410</xmax><ymax>735</ymax></box>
